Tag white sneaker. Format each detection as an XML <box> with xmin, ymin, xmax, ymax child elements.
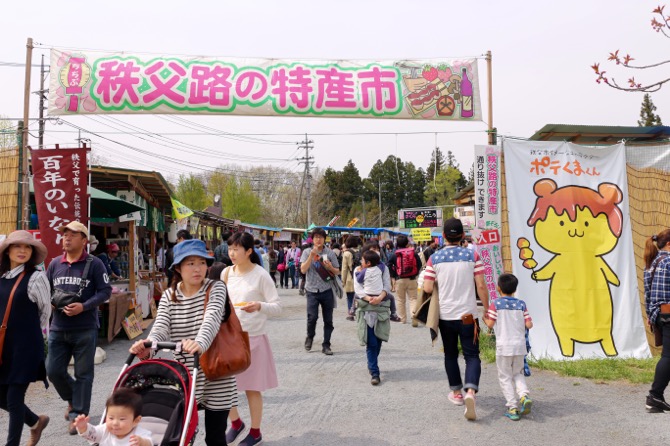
<box><xmin>464</xmin><ymin>393</ymin><xmax>476</xmax><ymax>420</ymax></box>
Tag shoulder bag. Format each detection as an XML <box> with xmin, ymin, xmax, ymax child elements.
<box><xmin>0</xmin><ymin>271</ymin><xmax>27</xmax><ymax>365</ymax></box>
<box><xmin>51</xmin><ymin>256</ymin><xmax>93</xmax><ymax>311</ymax></box>
<box><xmin>200</xmin><ymin>270</ymin><xmax>251</xmax><ymax>380</ymax></box>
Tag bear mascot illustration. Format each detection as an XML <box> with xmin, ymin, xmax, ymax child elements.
<box><xmin>517</xmin><ymin>179</ymin><xmax>623</xmax><ymax>357</ymax></box>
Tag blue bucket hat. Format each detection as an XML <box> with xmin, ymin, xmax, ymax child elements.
<box><xmin>170</xmin><ymin>239</ymin><xmax>214</xmax><ymax>271</ymax></box>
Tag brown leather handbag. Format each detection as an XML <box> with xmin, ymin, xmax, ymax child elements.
<box><xmin>200</xmin><ymin>270</ymin><xmax>251</xmax><ymax>380</ymax></box>
<box><xmin>0</xmin><ymin>271</ymin><xmax>26</xmax><ymax>366</ymax></box>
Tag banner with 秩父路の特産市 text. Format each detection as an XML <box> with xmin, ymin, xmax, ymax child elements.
<box><xmin>473</xmin><ymin>145</ymin><xmax>503</xmax><ymax>301</ymax></box>
<box><xmin>48</xmin><ymin>49</ymin><xmax>481</xmax><ymax>121</ymax></box>
<box><xmin>503</xmin><ymin>139</ymin><xmax>650</xmax><ymax>360</ymax></box>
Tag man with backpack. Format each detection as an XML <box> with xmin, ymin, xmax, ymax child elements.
<box><xmin>387</xmin><ymin>234</ymin><xmax>422</xmax><ymax>324</ymax></box>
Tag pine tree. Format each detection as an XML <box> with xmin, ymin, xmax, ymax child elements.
<box><xmin>638</xmin><ymin>93</ymin><xmax>663</xmax><ymax>126</ymax></box>
<box><xmin>426</xmin><ymin>147</ymin><xmax>446</xmax><ymax>183</ymax></box>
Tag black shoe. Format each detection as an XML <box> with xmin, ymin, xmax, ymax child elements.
<box><xmin>371</xmin><ymin>375</ymin><xmax>380</xmax><ymax>385</ymax></box>
<box><xmin>322</xmin><ymin>346</ymin><xmax>333</xmax><ymax>356</ymax></box>
<box><xmin>346</xmin><ymin>315</ymin><xmax>355</xmax><ymax>321</ymax></box>
<box><xmin>304</xmin><ymin>337</ymin><xmax>313</xmax><ymax>351</ymax></box>
<box><xmin>390</xmin><ymin>314</ymin><xmax>402</xmax><ymax>322</ymax></box>
<box><xmin>646</xmin><ymin>394</ymin><xmax>670</xmax><ymax>412</ymax></box>
<box><xmin>299</xmin><ymin>289</ymin><xmax>305</xmax><ymax>296</ymax></box>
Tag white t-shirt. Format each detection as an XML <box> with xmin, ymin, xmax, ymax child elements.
<box><xmin>79</xmin><ymin>424</ymin><xmax>152</xmax><ymax>445</ymax></box>
<box><xmin>222</xmin><ymin>264</ymin><xmax>282</xmax><ymax>336</ymax></box>
<box><xmin>486</xmin><ymin>296</ymin><xmax>531</xmax><ymax>356</ymax></box>
<box><xmin>423</xmin><ymin>246</ymin><xmax>485</xmax><ymax>320</ymax></box>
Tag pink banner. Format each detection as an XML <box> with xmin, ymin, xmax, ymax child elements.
<box><xmin>31</xmin><ymin>147</ymin><xmax>89</xmax><ymax>266</ymax></box>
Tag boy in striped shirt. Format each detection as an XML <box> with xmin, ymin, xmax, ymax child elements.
<box><xmin>484</xmin><ymin>273</ymin><xmax>534</xmax><ymax>421</ymax></box>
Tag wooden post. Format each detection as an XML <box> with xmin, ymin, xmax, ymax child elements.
<box><xmin>486</xmin><ymin>50</ymin><xmax>494</xmax><ymax>145</ymax></box>
<box><xmin>21</xmin><ymin>38</ymin><xmax>33</xmax><ymax>229</ymax></box>
<box><xmin>150</xmin><ymin>231</ymin><xmax>156</xmax><ymax>275</ymax></box>
<box><xmin>128</xmin><ymin>222</ymin><xmax>137</xmax><ymax>305</ymax></box>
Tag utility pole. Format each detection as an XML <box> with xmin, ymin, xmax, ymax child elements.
<box><xmin>37</xmin><ymin>54</ymin><xmax>48</xmax><ymax>149</ymax></box>
<box><xmin>361</xmin><ymin>195</ymin><xmax>366</xmax><ymax>227</ymax></box>
<box><xmin>378</xmin><ymin>180</ymin><xmax>382</xmax><ymax>227</ymax></box>
<box><xmin>297</xmin><ymin>133</ymin><xmax>314</xmax><ymax>228</ymax></box>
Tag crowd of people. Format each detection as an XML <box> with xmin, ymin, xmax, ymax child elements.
<box><xmin>2</xmin><ymin>218</ymin><xmax>670</xmax><ymax>445</ymax></box>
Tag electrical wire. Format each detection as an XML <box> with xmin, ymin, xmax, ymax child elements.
<box><xmin>84</xmin><ymin>115</ymin><xmax>296</xmax><ymax>163</ymax></box>
<box><xmin>57</xmin><ymin>119</ymin><xmax>299</xmax><ymax>178</ymax></box>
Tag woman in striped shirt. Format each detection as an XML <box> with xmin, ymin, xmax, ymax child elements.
<box><xmin>130</xmin><ymin>239</ymin><xmax>237</xmax><ymax>446</ymax></box>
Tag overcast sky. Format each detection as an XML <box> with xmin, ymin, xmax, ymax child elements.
<box><xmin>1</xmin><ymin>0</ymin><xmax>666</xmax><ymax>183</ymax></box>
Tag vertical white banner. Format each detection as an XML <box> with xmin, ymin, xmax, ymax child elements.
<box><xmin>504</xmin><ymin>140</ymin><xmax>650</xmax><ymax>359</ymax></box>
<box><xmin>474</xmin><ymin>145</ymin><xmax>504</xmax><ymax>301</ymax></box>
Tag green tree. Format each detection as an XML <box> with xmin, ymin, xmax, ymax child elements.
<box><xmin>221</xmin><ymin>177</ymin><xmax>262</xmax><ymax>222</ymax></box>
<box><xmin>365</xmin><ymin>155</ymin><xmax>424</xmax><ymax>226</ymax></box>
<box><xmin>426</xmin><ymin>147</ymin><xmax>446</xmax><ymax>183</ymax></box>
<box><xmin>425</xmin><ymin>151</ymin><xmax>467</xmax><ymax>206</ymax></box>
<box><xmin>638</xmin><ymin>93</ymin><xmax>663</xmax><ymax>126</ymax></box>
<box><xmin>404</xmin><ymin>162</ymin><xmax>426</xmax><ymax>208</ymax></box>
<box><xmin>323</xmin><ymin>159</ymin><xmax>364</xmax><ymax>217</ymax></box>
<box><xmin>175</xmin><ymin>173</ymin><xmax>208</xmax><ymax>211</ymax></box>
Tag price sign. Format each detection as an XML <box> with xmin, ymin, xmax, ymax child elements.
<box><xmin>411</xmin><ymin>228</ymin><xmax>433</xmax><ymax>242</ymax></box>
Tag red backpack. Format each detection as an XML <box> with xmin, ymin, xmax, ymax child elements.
<box><xmin>395</xmin><ymin>248</ymin><xmax>418</xmax><ymax>278</ymax></box>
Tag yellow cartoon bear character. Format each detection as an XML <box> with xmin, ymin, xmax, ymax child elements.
<box><xmin>519</xmin><ymin>179</ymin><xmax>623</xmax><ymax>357</ymax></box>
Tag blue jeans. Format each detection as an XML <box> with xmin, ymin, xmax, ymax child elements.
<box><xmin>438</xmin><ymin>319</ymin><xmax>481</xmax><ymax>392</ymax></box>
<box><xmin>46</xmin><ymin>328</ymin><xmax>97</xmax><ymax>418</ymax></box>
<box><xmin>346</xmin><ymin>292</ymin><xmax>355</xmax><ymax>315</ymax></box>
<box><xmin>288</xmin><ymin>265</ymin><xmax>297</xmax><ymax>287</ymax></box>
<box><xmin>0</xmin><ymin>383</ymin><xmax>38</xmax><ymax>446</ymax></box>
<box><xmin>306</xmin><ymin>289</ymin><xmax>334</xmax><ymax>348</ymax></box>
<box><xmin>366</xmin><ymin>326</ymin><xmax>382</xmax><ymax>377</ymax></box>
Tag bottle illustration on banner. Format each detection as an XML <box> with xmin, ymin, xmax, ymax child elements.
<box><xmin>460</xmin><ymin>68</ymin><xmax>473</xmax><ymax>118</ymax></box>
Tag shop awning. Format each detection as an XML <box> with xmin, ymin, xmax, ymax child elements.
<box><xmin>30</xmin><ymin>180</ymin><xmax>145</xmax><ymax>221</ymax></box>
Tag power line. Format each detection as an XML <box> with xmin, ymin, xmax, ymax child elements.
<box><xmin>56</xmin><ymin>119</ymin><xmax>301</xmax><ymax>177</ymax></box>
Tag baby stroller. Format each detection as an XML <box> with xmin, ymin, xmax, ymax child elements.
<box><xmin>105</xmin><ymin>341</ymin><xmax>199</xmax><ymax>446</ymax></box>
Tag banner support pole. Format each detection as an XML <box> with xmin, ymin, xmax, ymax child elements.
<box><xmin>21</xmin><ymin>37</ymin><xmax>34</xmax><ymax>230</ymax></box>
<box><xmin>486</xmin><ymin>50</ymin><xmax>494</xmax><ymax>146</ymax></box>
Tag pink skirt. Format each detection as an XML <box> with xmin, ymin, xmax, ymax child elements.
<box><xmin>235</xmin><ymin>334</ymin><xmax>279</xmax><ymax>392</ymax></box>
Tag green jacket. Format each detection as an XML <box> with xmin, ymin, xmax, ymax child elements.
<box><xmin>356</xmin><ymin>299</ymin><xmax>391</xmax><ymax>345</ymax></box>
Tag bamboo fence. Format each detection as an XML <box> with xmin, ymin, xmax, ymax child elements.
<box><xmin>0</xmin><ymin>147</ymin><xmax>19</xmax><ymax>235</ymax></box>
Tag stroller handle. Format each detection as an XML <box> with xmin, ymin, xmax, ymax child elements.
<box><xmin>126</xmin><ymin>340</ymin><xmax>201</xmax><ymax>367</ymax></box>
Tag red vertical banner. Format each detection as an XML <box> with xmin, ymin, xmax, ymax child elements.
<box><xmin>31</xmin><ymin>147</ymin><xmax>89</xmax><ymax>266</ymax></box>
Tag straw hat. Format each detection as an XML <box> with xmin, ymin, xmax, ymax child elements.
<box><xmin>0</xmin><ymin>230</ymin><xmax>48</xmax><ymax>264</ymax></box>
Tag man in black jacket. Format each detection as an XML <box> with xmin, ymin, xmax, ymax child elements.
<box><xmin>46</xmin><ymin>221</ymin><xmax>111</xmax><ymax>434</ymax></box>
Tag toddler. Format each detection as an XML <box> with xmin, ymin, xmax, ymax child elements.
<box><xmin>75</xmin><ymin>387</ymin><xmax>152</xmax><ymax>446</ymax></box>
<box><xmin>355</xmin><ymin>250</ymin><xmax>401</xmax><ymax>321</ymax></box>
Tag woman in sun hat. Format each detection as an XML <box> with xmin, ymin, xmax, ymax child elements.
<box><xmin>130</xmin><ymin>239</ymin><xmax>237</xmax><ymax>446</ymax></box>
<box><xmin>0</xmin><ymin>230</ymin><xmax>52</xmax><ymax>446</ymax></box>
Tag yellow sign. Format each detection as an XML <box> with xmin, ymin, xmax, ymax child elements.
<box><xmin>346</xmin><ymin>218</ymin><xmax>359</xmax><ymax>228</ymax></box>
<box><xmin>411</xmin><ymin>228</ymin><xmax>432</xmax><ymax>242</ymax></box>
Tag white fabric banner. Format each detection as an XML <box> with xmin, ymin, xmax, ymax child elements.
<box><xmin>48</xmin><ymin>49</ymin><xmax>481</xmax><ymax>121</ymax></box>
<box><xmin>503</xmin><ymin>139</ymin><xmax>650</xmax><ymax>359</ymax></box>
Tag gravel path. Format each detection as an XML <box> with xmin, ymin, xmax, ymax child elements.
<box><xmin>4</xmin><ymin>288</ymin><xmax>669</xmax><ymax>445</ymax></box>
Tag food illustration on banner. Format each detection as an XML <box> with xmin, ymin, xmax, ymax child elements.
<box><xmin>397</xmin><ymin>62</ymin><xmax>474</xmax><ymax>119</ymax></box>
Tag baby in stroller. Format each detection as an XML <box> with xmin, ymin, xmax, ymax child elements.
<box><xmin>75</xmin><ymin>387</ymin><xmax>153</xmax><ymax>445</ymax></box>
